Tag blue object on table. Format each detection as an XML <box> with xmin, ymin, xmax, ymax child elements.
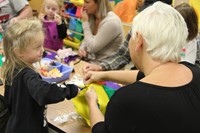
<box><xmin>41</xmin><ymin>58</ymin><xmax>73</xmax><ymax>83</ymax></box>
<box><xmin>42</xmin><ymin>64</ymin><xmax>73</xmax><ymax>83</ymax></box>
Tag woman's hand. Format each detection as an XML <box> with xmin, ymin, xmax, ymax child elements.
<box><xmin>81</xmin><ymin>7</ymin><xmax>89</xmax><ymax>22</ymax></box>
<box><xmin>85</xmin><ymin>87</ymin><xmax>98</xmax><ymax>105</ymax></box>
<box><xmin>78</xmin><ymin>49</ymin><xmax>87</xmax><ymax>58</ymax></box>
<box><xmin>84</xmin><ymin>71</ymin><xmax>105</xmax><ymax>84</ymax></box>
<box><xmin>82</xmin><ymin>64</ymin><xmax>103</xmax><ymax>74</ymax></box>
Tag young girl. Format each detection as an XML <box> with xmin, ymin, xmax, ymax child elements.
<box><xmin>1</xmin><ymin>18</ymin><xmax>79</xmax><ymax>133</ymax></box>
<box><xmin>39</xmin><ymin>0</ymin><xmax>67</xmax><ymax>51</ymax></box>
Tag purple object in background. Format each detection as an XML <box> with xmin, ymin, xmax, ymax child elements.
<box><xmin>64</xmin><ymin>55</ymin><xmax>78</xmax><ymax>64</ymax></box>
<box><xmin>43</xmin><ymin>20</ymin><xmax>63</xmax><ymax>51</ymax></box>
<box><xmin>44</xmin><ymin>50</ymin><xmax>57</xmax><ymax>59</ymax></box>
<box><xmin>105</xmin><ymin>81</ymin><xmax>121</xmax><ymax>90</ymax></box>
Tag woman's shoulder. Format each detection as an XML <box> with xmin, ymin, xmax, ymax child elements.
<box><xmin>181</xmin><ymin>62</ymin><xmax>200</xmax><ymax>77</ymax></box>
<box><xmin>104</xmin><ymin>11</ymin><xmax>121</xmax><ymax>22</ymax></box>
<box><xmin>101</xmin><ymin>12</ymin><xmax>123</xmax><ymax>29</ymax></box>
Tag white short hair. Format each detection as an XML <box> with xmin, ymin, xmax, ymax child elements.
<box><xmin>131</xmin><ymin>1</ymin><xmax>188</xmax><ymax>63</ymax></box>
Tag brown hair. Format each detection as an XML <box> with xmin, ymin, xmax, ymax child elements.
<box><xmin>89</xmin><ymin>0</ymin><xmax>112</xmax><ymax>32</ymax></box>
<box><xmin>175</xmin><ymin>3</ymin><xmax>198</xmax><ymax>41</ymax></box>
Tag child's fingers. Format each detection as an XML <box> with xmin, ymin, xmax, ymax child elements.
<box><xmin>54</xmin><ymin>13</ymin><xmax>60</xmax><ymax>19</ymax></box>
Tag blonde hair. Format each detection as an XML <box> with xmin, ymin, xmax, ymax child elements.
<box><xmin>1</xmin><ymin>18</ymin><xmax>44</xmax><ymax>85</ymax></box>
<box><xmin>89</xmin><ymin>0</ymin><xmax>112</xmax><ymax>32</ymax></box>
<box><xmin>42</xmin><ymin>0</ymin><xmax>64</xmax><ymax>15</ymax></box>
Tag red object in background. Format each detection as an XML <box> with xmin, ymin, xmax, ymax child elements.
<box><xmin>97</xmin><ymin>81</ymin><xmax>106</xmax><ymax>85</ymax></box>
<box><xmin>0</xmin><ymin>14</ymin><xmax>10</xmax><ymax>23</ymax></box>
<box><xmin>75</xmin><ymin>6</ymin><xmax>81</xmax><ymax>18</ymax></box>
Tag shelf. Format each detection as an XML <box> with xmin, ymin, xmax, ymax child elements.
<box><xmin>64</xmin><ymin>38</ymin><xmax>81</xmax><ymax>49</ymax></box>
<box><xmin>68</xmin><ymin>29</ymin><xmax>84</xmax><ymax>36</ymax></box>
<box><xmin>65</xmin><ymin>14</ymin><xmax>81</xmax><ymax>19</ymax></box>
<box><xmin>64</xmin><ymin>0</ymin><xmax>83</xmax><ymax>6</ymax></box>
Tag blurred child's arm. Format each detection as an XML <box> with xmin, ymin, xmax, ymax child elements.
<box><xmin>56</xmin><ymin>18</ymin><xmax>67</xmax><ymax>39</ymax></box>
<box><xmin>24</xmin><ymin>68</ymin><xmax>79</xmax><ymax>105</ymax></box>
<box><xmin>57</xmin><ymin>83</ymin><xmax>79</xmax><ymax>100</ymax></box>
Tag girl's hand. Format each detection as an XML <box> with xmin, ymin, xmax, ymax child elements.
<box><xmin>85</xmin><ymin>87</ymin><xmax>98</xmax><ymax>105</ymax></box>
<box><xmin>81</xmin><ymin>7</ymin><xmax>89</xmax><ymax>22</ymax></box>
<box><xmin>54</xmin><ymin>13</ymin><xmax>62</xmax><ymax>25</ymax></box>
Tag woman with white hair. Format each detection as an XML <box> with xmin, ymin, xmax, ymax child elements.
<box><xmin>84</xmin><ymin>2</ymin><xmax>200</xmax><ymax>133</ymax></box>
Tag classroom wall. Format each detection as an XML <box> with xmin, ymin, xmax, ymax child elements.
<box><xmin>28</xmin><ymin>0</ymin><xmax>131</xmax><ymax>35</ymax></box>
<box><xmin>29</xmin><ymin>0</ymin><xmax>44</xmax><ymax>13</ymax></box>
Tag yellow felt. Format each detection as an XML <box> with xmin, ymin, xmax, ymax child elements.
<box><xmin>72</xmin><ymin>83</ymin><xmax>109</xmax><ymax>126</ymax></box>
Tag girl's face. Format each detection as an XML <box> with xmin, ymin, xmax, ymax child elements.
<box><xmin>44</xmin><ymin>0</ymin><xmax>60</xmax><ymax>20</ymax></box>
<box><xmin>20</xmin><ymin>33</ymin><xmax>44</xmax><ymax>64</ymax></box>
<box><xmin>83</xmin><ymin>0</ymin><xmax>98</xmax><ymax>15</ymax></box>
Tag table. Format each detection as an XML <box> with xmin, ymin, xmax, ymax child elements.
<box><xmin>0</xmin><ymin>60</ymin><xmax>91</xmax><ymax>133</ymax></box>
<box><xmin>46</xmin><ymin>60</ymin><xmax>91</xmax><ymax>133</ymax></box>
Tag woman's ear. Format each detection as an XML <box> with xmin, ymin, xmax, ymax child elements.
<box><xmin>135</xmin><ymin>32</ymin><xmax>144</xmax><ymax>52</ymax></box>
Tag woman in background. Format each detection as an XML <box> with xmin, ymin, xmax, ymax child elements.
<box><xmin>78</xmin><ymin>0</ymin><xmax>124</xmax><ymax>65</ymax></box>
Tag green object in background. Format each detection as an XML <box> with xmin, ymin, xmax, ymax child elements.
<box><xmin>0</xmin><ymin>33</ymin><xmax>2</xmax><ymax>42</ymax></box>
<box><xmin>0</xmin><ymin>54</ymin><xmax>3</xmax><ymax>67</ymax></box>
<box><xmin>75</xmin><ymin>19</ymin><xmax>83</xmax><ymax>41</ymax></box>
<box><xmin>114</xmin><ymin>0</ymin><xmax>122</xmax><ymax>5</ymax></box>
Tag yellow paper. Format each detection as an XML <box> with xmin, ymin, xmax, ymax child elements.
<box><xmin>72</xmin><ymin>83</ymin><xmax>109</xmax><ymax>126</ymax></box>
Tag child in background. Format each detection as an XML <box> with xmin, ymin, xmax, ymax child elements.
<box><xmin>39</xmin><ymin>0</ymin><xmax>67</xmax><ymax>51</ymax></box>
<box><xmin>175</xmin><ymin>3</ymin><xmax>199</xmax><ymax>64</ymax></box>
<box><xmin>1</xmin><ymin>18</ymin><xmax>79</xmax><ymax>133</ymax></box>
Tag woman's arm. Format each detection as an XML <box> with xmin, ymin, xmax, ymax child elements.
<box><xmin>9</xmin><ymin>2</ymin><xmax>33</xmax><ymax>23</ymax></box>
<box><xmin>84</xmin><ymin>70</ymin><xmax>139</xmax><ymax>85</ymax></box>
<box><xmin>82</xmin><ymin>15</ymin><xmax>123</xmax><ymax>53</ymax></box>
<box><xmin>16</xmin><ymin>5</ymin><xmax>33</xmax><ymax>19</ymax></box>
<box><xmin>85</xmin><ymin>87</ymin><xmax>104</xmax><ymax>128</ymax></box>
